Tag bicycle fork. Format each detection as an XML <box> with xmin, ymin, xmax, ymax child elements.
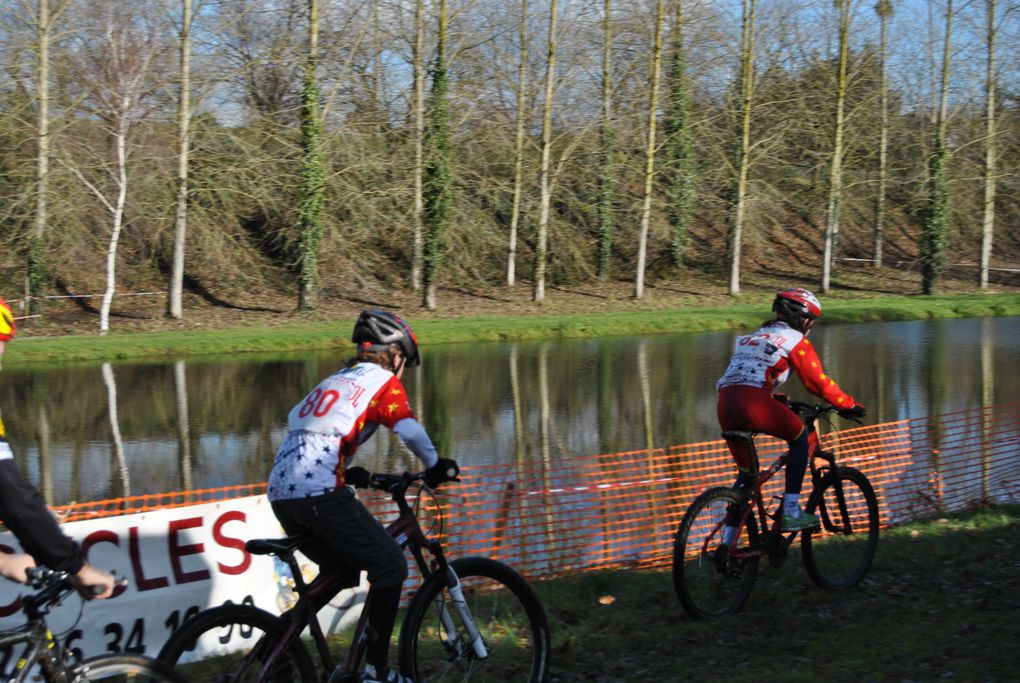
<box><xmin>432</xmin><ymin>567</ymin><xmax>489</xmax><ymax>661</ymax></box>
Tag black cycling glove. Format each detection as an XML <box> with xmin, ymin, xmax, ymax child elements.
<box><xmin>424</xmin><ymin>458</ymin><xmax>460</xmax><ymax>488</ymax></box>
<box><xmin>345</xmin><ymin>466</ymin><xmax>372</xmax><ymax>489</ymax></box>
<box><xmin>841</xmin><ymin>404</ymin><xmax>867</xmax><ymax>419</ymax></box>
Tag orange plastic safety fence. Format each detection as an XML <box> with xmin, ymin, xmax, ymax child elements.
<box><xmin>47</xmin><ymin>402</ymin><xmax>1020</xmax><ymax>583</ymax></box>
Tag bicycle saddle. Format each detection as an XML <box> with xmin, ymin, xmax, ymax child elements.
<box><xmin>721</xmin><ymin>430</ymin><xmax>756</xmax><ymax>442</ymax></box>
<box><xmin>246</xmin><ymin>534</ymin><xmax>309</xmax><ymax>558</ymax></box>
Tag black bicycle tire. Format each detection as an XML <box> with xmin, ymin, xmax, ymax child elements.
<box><xmin>71</xmin><ymin>653</ymin><xmax>191</xmax><ymax>682</ymax></box>
<box><xmin>802</xmin><ymin>465</ymin><xmax>880</xmax><ymax>590</ymax></box>
<box><xmin>156</xmin><ymin>603</ymin><xmax>317</xmax><ymax>682</ymax></box>
<box><xmin>399</xmin><ymin>556</ymin><xmax>551</xmax><ymax>683</ymax></box>
<box><xmin>672</xmin><ymin>486</ymin><xmax>760</xmax><ymax>619</ymax></box>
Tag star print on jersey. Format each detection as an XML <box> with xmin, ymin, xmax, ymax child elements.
<box><xmin>268</xmin><ymin>363</ymin><xmax>416</xmax><ymax>501</ymax></box>
<box><xmin>717</xmin><ymin>320</ymin><xmax>854</xmax><ymax>409</ymax></box>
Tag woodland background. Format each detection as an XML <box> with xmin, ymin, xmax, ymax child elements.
<box><xmin>1</xmin><ymin>0</ymin><xmax>1019</xmax><ymax>331</ymax></box>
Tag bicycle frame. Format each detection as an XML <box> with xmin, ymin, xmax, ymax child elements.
<box><xmin>717</xmin><ymin>405</ymin><xmax>838</xmax><ymax>565</ymax></box>
<box><xmin>0</xmin><ymin>575</ymin><xmax>87</xmax><ymax>683</ymax></box>
<box><xmin>0</xmin><ymin>622</ymin><xmax>69</xmax><ymax>683</ymax></box>
<box><xmin>242</xmin><ymin>474</ymin><xmax>486</xmax><ymax>681</ymax></box>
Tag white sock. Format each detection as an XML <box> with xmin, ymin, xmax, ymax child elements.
<box><xmin>783</xmin><ymin>493</ymin><xmax>801</xmax><ymax>516</ymax></box>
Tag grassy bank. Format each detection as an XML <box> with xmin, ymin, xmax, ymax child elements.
<box><xmin>536</xmin><ymin>504</ymin><xmax>1020</xmax><ymax>682</ymax></box>
<box><xmin>7</xmin><ymin>292</ymin><xmax>1020</xmax><ymax>366</ymax></box>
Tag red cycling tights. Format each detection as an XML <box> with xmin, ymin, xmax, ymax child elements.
<box><xmin>717</xmin><ymin>385</ymin><xmax>804</xmax><ymax>472</ymax></box>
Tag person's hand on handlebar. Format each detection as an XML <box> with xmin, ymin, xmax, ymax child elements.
<box><xmin>0</xmin><ymin>552</ymin><xmax>37</xmax><ymax>585</ymax></box>
<box><xmin>72</xmin><ymin>562</ymin><xmax>117</xmax><ymax>599</ymax></box>
<box><xmin>425</xmin><ymin>457</ymin><xmax>460</xmax><ymax>488</ymax></box>
<box><xmin>840</xmin><ymin>404</ymin><xmax>866</xmax><ymax>419</ymax></box>
<box><xmin>345</xmin><ymin>465</ymin><xmax>372</xmax><ymax>489</ymax></box>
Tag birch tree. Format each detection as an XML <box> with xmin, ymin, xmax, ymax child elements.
<box><xmin>821</xmin><ymin>0</ymin><xmax>853</xmax><ymax>294</ymax></box>
<box><xmin>167</xmin><ymin>0</ymin><xmax>194</xmax><ymax>319</ymax></box>
<box><xmin>979</xmin><ymin>0</ymin><xmax>997</xmax><ymax>289</ymax></box>
<box><xmin>874</xmin><ymin>0</ymin><xmax>892</xmax><ymax>269</ymax></box>
<box><xmin>533</xmin><ymin>0</ymin><xmax>558</xmax><ymax>304</ymax></box>
<box><xmin>507</xmin><ymin>0</ymin><xmax>528</xmax><ymax>287</ymax></box>
<box><xmin>727</xmin><ymin>0</ymin><xmax>757</xmax><ymax>296</ymax></box>
<box><xmin>634</xmin><ymin>0</ymin><xmax>666</xmax><ymax>300</ymax></box>
<box><xmin>26</xmin><ymin>0</ymin><xmax>73</xmax><ymax>314</ymax></box>
<box><xmin>64</xmin><ymin>2</ymin><xmax>161</xmax><ymax>334</ymax></box>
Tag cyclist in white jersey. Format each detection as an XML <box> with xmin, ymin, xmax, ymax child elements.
<box><xmin>268</xmin><ymin>310</ymin><xmax>458</xmax><ymax>683</ymax></box>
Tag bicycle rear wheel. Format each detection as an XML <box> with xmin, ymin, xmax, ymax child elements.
<box><xmin>802</xmin><ymin>465</ymin><xmax>880</xmax><ymax>589</ymax></box>
<box><xmin>72</xmin><ymin>653</ymin><xmax>189</xmax><ymax>682</ymax></box>
<box><xmin>399</xmin><ymin>556</ymin><xmax>550</xmax><ymax>682</ymax></box>
<box><xmin>672</xmin><ymin>486</ymin><xmax>760</xmax><ymax>618</ymax></box>
<box><xmin>156</xmin><ymin>604</ymin><xmax>317</xmax><ymax>682</ymax></box>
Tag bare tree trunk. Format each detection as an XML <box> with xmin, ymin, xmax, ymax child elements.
<box><xmin>533</xmin><ymin>0</ymin><xmax>558</xmax><ymax>304</ymax></box>
<box><xmin>507</xmin><ymin>0</ymin><xmax>528</xmax><ymax>287</ymax></box>
<box><xmin>596</xmin><ymin>0</ymin><xmax>614</xmax><ymax>280</ymax></box>
<box><xmin>422</xmin><ymin>0</ymin><xmax>451</xmax><ymax>311</ymax></box>
<box><xmin>634</xmin><ymin>0</ymin><xmax>666</xmax><ymax>300</ymax></box>
<box><xmin>874</xmin><ymin>0</ymin><xmax>892</xmax><ymax>269</ymax></box>
<box><xmin>921</xmin><ymin>0</ymin><xmax>953</xmax><ymax>295</ymax></box>
<box><xmin>297</xmin><ymin>0</ymin><xmax>325</xmax><ymax>310</ymax></box>
<box><xmin>980</xmin><ymin>0</ymin><xmax>997</xmax><ymax>290</ymax></box>
<box><xmin>99</xmin><ymin>114</ymin><xmax>130</xmax><ymax>336</ymax></box>
<box><xmin>411</xmin><ymin>0</ymin><xmax>425</xmax><ymax>290</ymax></box>
<box><xmin>168</xmin><ymin>0</ymin><xmax>193</xmax><ymax>319</ymax></box>
<box><xmin>28</xmin><ymin>0</ymin><xmax>71</xmax><ymax>314</ymax></box>
<box><xmin>727</xmin><ymin>0</ymin><xmax>757</xmax><ymax>296</ymax></box>
<box><xmin>821</xmin><ymin>0</ymin><xmax>851</xmax><ymax>294</ymax></box>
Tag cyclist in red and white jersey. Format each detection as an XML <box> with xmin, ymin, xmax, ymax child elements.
<box><xmin>268</xmin><ymin>309</ymin><xmax>457</xmax><ymax>683</ymax></box>
<box><xmin>0</xmin><ymin>297</ymin><xmax>116</xmax><ymax>597</ymax></box>
<box><xmin>716</xmin><ymin>288</ymin><xmax>865</xmax><ymax>533</ymax></box>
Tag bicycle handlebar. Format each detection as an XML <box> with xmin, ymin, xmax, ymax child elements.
<box><xmin>774</xmin><ymin>394</ymin><xmax>865</xmax><ymax>425</ymax></box>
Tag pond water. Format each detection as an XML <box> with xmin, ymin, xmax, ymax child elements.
<box><xmin>2</xmin><ymin>316</ymin><xmax>1018</xmax><ymax>506</ymax></box>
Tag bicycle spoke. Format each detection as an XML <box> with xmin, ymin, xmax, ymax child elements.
<box><xmin>803</xmin><ymin>467</ymin><xmax>880</xmax><ymax>590</ymax></box>
<box><xmin>673</xmin><ymin>488</ymin><xmax>759</xmax><ymax>618</ymax></box>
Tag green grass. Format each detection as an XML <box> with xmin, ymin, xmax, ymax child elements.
<box><xmin>8</xmin><ymin>293</ymin><xmax>1020</xmax><ymax>367</ymax></box>
<box><xmin>536</xmin><ymin>504</ymin><xmax>1020</xmax><ymax>682</ymax></box>
<box><xmin>160</xmin><ymin>505</ymin><xmax>1020</xmax><ymax>682</ymax></box>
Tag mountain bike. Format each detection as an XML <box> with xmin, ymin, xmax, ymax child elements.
<box><xmin>0</xmin><ymin>567</ymin><xmax>187</xmax><ymax>682</ymax></box>
<box><xmin>672</xmin><ymin>397</ymin><xmax>880</xmax><ymax>618</ymax></box>
<box><xmin>157</xmin><ymin>470</ymin><xmax>551</xmax><ymax>682</ymax></box>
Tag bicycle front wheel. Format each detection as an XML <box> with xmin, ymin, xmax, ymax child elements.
<box><xmin>72</xmin><ymin>653</ymin><xmax>190</xmax><ymax>682</ymax></box>
<box><xmin>802</xmin><ymin>465</ymin><xmax>880</xmax><ymax>590</ymax></box>
<box><xmin>399</xmin><ymin>556</ymin><xmax>551</xmax><ymax>683</ymax></box>
<box><xmin>156</xmin><ymin>604</ymin><xmax>317</xmax><ymax>682</ymax></box>
<box><xmin>672</xmin><ymin>486</ymin><xmax>760</xmax><ymax>619</ymax></box>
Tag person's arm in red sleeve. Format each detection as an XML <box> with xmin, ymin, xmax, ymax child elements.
<box><xmin>363</xmin><ymin>377</ymin><xmax>439</xmax><ymax>467</ymax></box>
<box><xmin>788</xmin><ymin>338</ymin><xmax>856</xmax><ymax>408</ymax></box>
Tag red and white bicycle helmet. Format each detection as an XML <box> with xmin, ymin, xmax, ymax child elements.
<box><xmin>773</xmin><ymin>288</ymin><xmax>821</xmax><ymax>332</ymax></box>
<box><xmin>0</xmin><ymin>298</ymin><xmax>15</xmax><ymax>342</ymax></box>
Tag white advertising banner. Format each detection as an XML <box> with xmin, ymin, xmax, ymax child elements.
<box><xmin>0</xmin><ymin>495</ymin><xmax>366</xmax><ymax>661</ymax></box>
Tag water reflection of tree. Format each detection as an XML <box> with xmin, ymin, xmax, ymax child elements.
<box><xmin>102</xmin><ymin>363</ymin><xmax>129</xmax><ymax>500</ymax></box>
<box><xmin>174</xmin><ymin>361</ymin><xmax>192</xmax><ymax>491</ymax></box>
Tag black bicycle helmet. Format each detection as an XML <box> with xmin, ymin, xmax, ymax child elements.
<box><xmin>352</xmin><ymin>310</ymin><xmax>421</xmax><ymax>367</ymax></box>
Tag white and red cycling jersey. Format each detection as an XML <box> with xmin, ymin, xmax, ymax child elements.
<box><xmin>268</xmin><ymin>362</ymin><xmax>437</xmax><ymax>501</ymax></box>
<box><xmin>716</xmin><ymin>320</ymin><xmax>854</xmax><ymax>409</ymax></box>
